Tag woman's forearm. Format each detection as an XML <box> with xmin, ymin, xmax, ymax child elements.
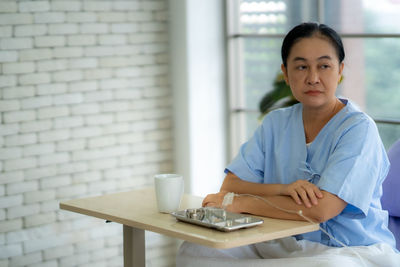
<box><xmin>220</xmin><ymin>172</ymin><xmax>284</xmax><ymax>197</ymax></box>
<box><xmin>230</xmin><ymin>191</ymin><xmax>346</xmax><ymax>223</ymax></box>
<box><xmin>234</xmin><ymin>194</ymin><xmax>315</xmax><ymax>221</ymax></box>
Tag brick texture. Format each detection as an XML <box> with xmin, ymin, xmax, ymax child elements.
<box><xmin>0</xmin><ymin>1</ymin><xmax>175</xmax><ymax>266</ymax></box>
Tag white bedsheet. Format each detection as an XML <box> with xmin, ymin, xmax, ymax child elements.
<box><xmin>177</xmin><ymin>237</ymin><xmax>400</xmax><ymax>267</ymax></box>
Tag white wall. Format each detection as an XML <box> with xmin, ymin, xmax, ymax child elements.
<box><xmin>0</xmin><ymin>1</ymin><xmax>177</xmax><ymax>266</ymax></box>
<box><xmin>170</xmin><ymin>0</ymin><xmax>227</xmax><ymax>197</ymax></box>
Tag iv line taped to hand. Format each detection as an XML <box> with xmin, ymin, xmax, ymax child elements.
<box><xmin>221</xmin><ymin>192</ymin><xmax>235</xmax><ymax>209</ymax></box>
<box><xmin>221</xmin><ymin>192</ymin><xmax>367</xmax><ymax>266</ymax></box>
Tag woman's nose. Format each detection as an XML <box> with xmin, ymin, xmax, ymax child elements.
<box><xmin>306</xmin><ymin>69</ymin><xmax>320</xmax><ymax>85</ymax></box>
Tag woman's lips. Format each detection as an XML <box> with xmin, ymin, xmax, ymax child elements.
<box><xmin>305</xmin><ymin>90</ymin><xmax>322</xmax><ymax>96</ymax></box>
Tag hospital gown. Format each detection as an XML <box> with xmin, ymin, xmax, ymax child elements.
<box><xmin>177</xmin><ymin>99</ymin><xmax>400</xmax><ymax>266</ymax></box>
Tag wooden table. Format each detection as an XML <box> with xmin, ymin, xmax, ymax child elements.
<box><xmin>60</xmin><ymin>187</ymin><xmax>319</xmax><ymax>266</ymax></box>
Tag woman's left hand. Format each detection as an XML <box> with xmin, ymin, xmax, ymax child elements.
<box><xmin>281</xmin><ymin>180</ymin><xmax>323</xmax><ymax>208</ymax></box>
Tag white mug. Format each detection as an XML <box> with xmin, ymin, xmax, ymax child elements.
<box><xmin>154</xmin><ymin>174</ymin><xmax>184</xmax><ymax>213</ymax></box>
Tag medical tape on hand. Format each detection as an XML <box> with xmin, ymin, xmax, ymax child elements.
<box><xmin>222</xmin><ymin>192</ymin><xmax>235</xmax><ymax>209</ymax></box>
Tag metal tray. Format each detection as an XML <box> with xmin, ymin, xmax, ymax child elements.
<box><xmin>171</xmin><ymin>207</ymin><xmax>263</xmax><ymax>232</ymax></box>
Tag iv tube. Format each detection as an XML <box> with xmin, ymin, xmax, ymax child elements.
<box><xmin>222</xmin><ymin>192</ymin><xmax>367</xmax><ymax>266</ymax></box>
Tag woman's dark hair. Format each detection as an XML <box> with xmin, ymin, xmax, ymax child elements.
<box><xmin>281</xmin><ymin>22</ymin><xmax>345</xmax><ymax>67</ymax></box>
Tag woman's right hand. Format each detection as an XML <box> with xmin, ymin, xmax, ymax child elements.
<box><xmin>280</xmin><ymin>180</ymin><xmax>323</xmax><ymax>208</ymax></box>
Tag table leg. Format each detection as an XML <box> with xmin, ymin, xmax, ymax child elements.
<box><xmin>123</xmin><ymin>225</ymin><xmax>145</xmax><ymax>267</ymax></box>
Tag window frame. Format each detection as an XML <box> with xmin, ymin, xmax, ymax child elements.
<box><xmin>226</xmin><ymin>0</ymin><xmax>400</xmax><ymax>157</ymax></box>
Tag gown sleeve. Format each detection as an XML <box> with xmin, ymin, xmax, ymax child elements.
<box><xmin>317</xmin><ymin>116</ymin><xmax>390</xmax><ymax>218</ymax></box>
<box><xmin>225</xmin><ymin>116</ymin><xmax>272</xmax><ymax>183</ymax></box>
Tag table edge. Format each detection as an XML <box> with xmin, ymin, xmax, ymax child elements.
<box><xmin>60</xmin><ymin>201</ymin><xmax>319</xmax><ymax>249</ymax></box>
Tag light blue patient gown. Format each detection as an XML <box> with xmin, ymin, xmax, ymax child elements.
<box><xmin>226</xmin><ymin>99</ymin><xmax>396</xmax><ymax>248</ymax></box>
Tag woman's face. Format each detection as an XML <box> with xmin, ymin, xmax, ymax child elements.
<box><xmin>281</xmin><ymin>35</ymin><xmax>344</xmax><ymax>110</ymax></box>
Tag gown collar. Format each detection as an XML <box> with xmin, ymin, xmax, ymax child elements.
<box><xmin>299</xmin><ymin>98</ymin><xmax>349</xmax><ymax>149</ymax></box>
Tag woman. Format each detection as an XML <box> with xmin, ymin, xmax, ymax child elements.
<box><xmin>177</xmin><ymin>23</ymin><xmax>399</xmax><ymax>266</ymax></box>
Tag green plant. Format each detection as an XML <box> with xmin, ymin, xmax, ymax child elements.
<box><xmin>258</xmin><ymin>72</ymin><xmax>298</xmax><ymax>120</ymax></box>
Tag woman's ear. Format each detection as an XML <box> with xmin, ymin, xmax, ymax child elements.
<box><xmin>281</xmin><ymin>64</ymin><xmax>289</xmax><ymax>85</ymax></box>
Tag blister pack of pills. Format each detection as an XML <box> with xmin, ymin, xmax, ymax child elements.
<box><xmin>171</xmin><ymin>207</ymin><xmax>263</xmax><ymax>232</ymax></box>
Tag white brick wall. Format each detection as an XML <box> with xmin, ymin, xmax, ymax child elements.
<box><xmin>0</xmin><ymin>1</ymin><xmax>175</xmax><ymax>266</ymax></box>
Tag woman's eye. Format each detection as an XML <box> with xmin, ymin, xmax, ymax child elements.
<box><xmin>320</xmin><ymin>64</ymin><xmax>330</xmax><ymax>69</ymax></box>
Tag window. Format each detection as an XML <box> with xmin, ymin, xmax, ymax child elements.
<box><xmin>227</xmin><ymin>0</ymin><xmax>400</xmax><ymax>157</ymax></box>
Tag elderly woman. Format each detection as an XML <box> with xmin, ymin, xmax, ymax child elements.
<box><xmin>177</xmin><ymin>23</ymin><xmax>399</xmax><ymax>266</ymax></box>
